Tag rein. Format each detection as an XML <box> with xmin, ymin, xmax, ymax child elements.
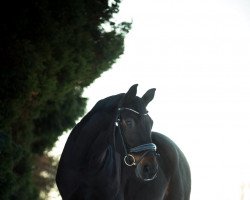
<box><xmin>115</xmin><ymin>107</ymin><xmax>158</xmax><ymax>167</ymax></box>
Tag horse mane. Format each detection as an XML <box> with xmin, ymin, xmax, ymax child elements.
<box><xmin>56</xmin><ymin>93</ymin><xmax>125</xmax><ymax>200</ymax></box>
<box><xmin>79</xmin><ymin>93</ymin><xmax>124</xmax><ymax>126</ymax></box>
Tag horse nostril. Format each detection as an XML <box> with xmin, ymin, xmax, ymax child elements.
<box><xmin>135</xmin><ymin>161</ymin><xmax>158</xmax><ymax>181</ymax></box>
<box><xmin>143</xmin><ymin>165</ymin><xmax>150</xmax><ymax>174</ymax></box>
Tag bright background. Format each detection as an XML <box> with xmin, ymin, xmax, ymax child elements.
<box><xmin>50</xmin><ymin>0</ymin><xmax>250</xmax><ymax>199</ymax></box>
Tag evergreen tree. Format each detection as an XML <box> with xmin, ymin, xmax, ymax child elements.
<box><xmin>0</xmin><ymin>0</ymin><xmax>130</xmax><ymax>199</ymax></box>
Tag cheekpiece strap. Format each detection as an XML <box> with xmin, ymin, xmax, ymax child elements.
<box><xmin>130</xmin><ymin>143</ymin><xmax>157</xmax><ymax>153</ymax></box>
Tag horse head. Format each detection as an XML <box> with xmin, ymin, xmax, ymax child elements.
<box><xmin>116</xmin><ymin>84</ymin><xmax>159</xmax><ymax>181</ymax></box>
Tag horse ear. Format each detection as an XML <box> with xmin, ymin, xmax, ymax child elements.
<box><xmin>122</xmin><ymin>84</ymin><xmax>138</xmax><ymax>104</ymax></box>
<box><xmin>142</xmin><ymin>88</ymin><xmax>156</xmax><ymax>106</ymax></box>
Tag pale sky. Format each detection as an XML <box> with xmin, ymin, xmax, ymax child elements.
<box><xmin>50</xmin><ymin>0</ymin><xmax>250</xmax><ymax>199</ymax></box>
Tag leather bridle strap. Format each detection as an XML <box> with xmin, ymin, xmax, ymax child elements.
<box><xmin>115</xmin><ymin>107</ymin><xmax>157</xmax><ymax>167</ymax></box>
<box><xmin>130</xmin><ymin>143</ymin><xmax>157</xmax><ymax>153</ymax></box>
<box><xmin>118</xmin><ymin>107</ymin><xmax>148</xmax><ymax>115</ymax></box>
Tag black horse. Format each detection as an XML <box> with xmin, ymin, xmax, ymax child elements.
<box><xmin>56</xmin><ymin>84</ymin><xmax>191</xmax><ymax>200</ymax></box>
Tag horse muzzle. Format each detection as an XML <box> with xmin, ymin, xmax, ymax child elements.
<box><xmin>124</xmin><ymin>143</ymin><xmax>160</xmax><ymax>181</ymax></box>
<box><xmin>135</xmin><ymin>151</ymin><xmax>159</xmax><ymax>181</ymax></box>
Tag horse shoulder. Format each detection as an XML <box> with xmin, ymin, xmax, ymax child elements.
<box><xmin>152</xmin><ymin>132</ymin><xmax>191</xmax><ymax>200</ymax></box>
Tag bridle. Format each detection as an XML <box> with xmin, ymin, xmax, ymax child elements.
<box><xmin>115</xmin><ymin>107</ymin><xmax>159</xmax><ymax>168</ymax></box>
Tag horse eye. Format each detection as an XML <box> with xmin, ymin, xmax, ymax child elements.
<box><xmin>125</xmin><ymin>119</ymin><xmax>134</xmax><ymax>128</ymax></box>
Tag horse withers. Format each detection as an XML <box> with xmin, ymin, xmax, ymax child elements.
<box><xmin>56</xmin><ymin>84</ymin><xmax>191</xmax><ymax>200</ymax></box>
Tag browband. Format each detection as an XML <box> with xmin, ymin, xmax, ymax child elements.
<box><xmin>118</xmin><ymin>107</ymin><xmax>148</xmax><ymax>115</ymax></box>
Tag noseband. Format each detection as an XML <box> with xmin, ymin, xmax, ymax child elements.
<box><xmin>115</xmin><ymin>107</ymin><xmax>158</xmax><ymax>167</ymax></box>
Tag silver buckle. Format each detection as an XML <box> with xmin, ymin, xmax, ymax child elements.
<box><xmin>124</xmin><ymin>154</ymin><xmax>136</xmax><ymax>166</ymax></box>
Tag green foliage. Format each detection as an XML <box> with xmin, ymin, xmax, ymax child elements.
<box><xmin>0</xmin><ymin>132</ymin><xmax>38</xmax><ymax>200</ymax></box>
<box><xmin>0</xmin><ymin>132</ymin><xmax>14</xmax><ymax>199</ymax></box>
<box><xmin>0</xmin><ymin>0</ymin><xmax>130</xmax><ymax>199</ymax></box>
